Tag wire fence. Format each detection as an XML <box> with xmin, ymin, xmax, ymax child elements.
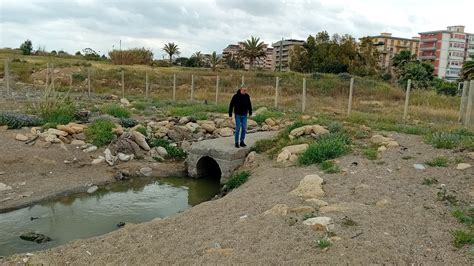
<box><xmin>1</xmin><ymin>59</ymin><xmax>473</xmax><ymax>128</ymax></box>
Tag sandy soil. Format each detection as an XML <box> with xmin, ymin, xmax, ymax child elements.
<box><xmin>0</xmin><ymin>128</ymin><xmax>184</xmax><ymax>213</ymax></box>
<box><xmin>2</xmin><ymin>132</ymin><xmax>472</xmax><ymax>264</ymax></box>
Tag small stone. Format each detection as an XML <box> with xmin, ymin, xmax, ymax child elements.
<box><xmin>466</xmin><ymin>152</ymin><xmax>474</xmax><ymax>160</ymax></box>
<box><xmin>87</xmin><ymin>186</ymin><xmax>98</xmax><ymax>194</ymax></box>
<box><xmin>330</xmin><ymin>236</ymin><xmax>342</xmax><ymax>242</ymax></box>
<box><xmin>201</xmin><ymin>123</ymin><xmax>216</xmax><ymax>133</ymax></box>
<box><xmin>456</xmin><ymin>163</ymin><xmax>471</xmax><ymax>170</ymax></box>
<box><xmin>47</xmin><ymin>128</ymin><xmax>69</xmax><ymax>137</ymax></box>
<box><xmin>120</xmin><ymin>98</ymin><xmax>130</xmax><ymax>106</ymax></box>
<box><xmin>288</xmin><ymin>206</ymin><xmax>316</xmax><ymax>215</ymax></box>
<box><xmin>117</xmin><ymin>153</ymin><xmax>134</xmax><ymax>162</ymax></box>
<box><xmin>413</xmin><ymin>164</ymin><xmax>426</xmax><ymax>170</ymax></box>
<box><xmin>140</xmin><ymin>167</ymin><xmax>153</xmax><ymax>177</ymax></box>
<box><xmin>71</xmin><ymin>139</ymin><xmax>86</xmax><ymax>146</ymax></box>
<box><xmin>376</xmin><ymin>199</ymin><xmax>390</xmax><ymax>207</ymax></box>
<box><xmin>303</xmin><ymin>217</ymin><xmax>334</xmax><ymax>232</ymax></box>
<box><xmin>276</xmin><ymin>149</ymin><xmax>291</xmax><ymax>163</ymax></box>
<box><xmin>91</xmin><ymin>156</ymin><xmax>105</xmax><ymax>165</ymax></box>
<box><xmin>83</xmin><ymin>145</ymin><xmax>98</xmax><ymax>153</ymax></box>
<box><xmin>378</xmin><ymin>146</ymin><xmax>387</xmax><ymax>152</ymax></box>
<box><xmin>179</xmin><ymin>117</ymin><xmax>190</xmax><ymax>124</ymax></box>
<box><xmin>264</xmin><ymin>118</ymin><xmax>276</xmax><ymax>126</ymax></box>
<box><xmin>104</xmin><ymin>148</ymin><xmax>117</xmax><ymax>166</ymax></box>
<box><xmin>0</xmin><ymin>182</ymin><xmax>12</xmax><ymax>191</ymax></box>
<box><xmin>57</xmin><ymin>125</ymin><xmax>75</xmax><ymax>135</ymax></box>
<box><xmin>19</xmin><ymin>232</ymin><xmax>51</xmax><ymax>243</ymax></box>
<box><xmin>15</xmin><ymin>134</ymin><xmax>28</xmax><ymax>141</ymax></box>
<box><xmin>282</xmin><ymin>144</ymin><xmax>309</xmax><ymax>155</ymax></box>
<box><xmin>244</xmin><ymin>151</ymin><xmax>257</xmax><ymax>166</ymax></box>
<box><xmin>289</xmin><ymin>174</ymin><xmax>325</xmax><ymax>199</ymax></box>
<box><xmin>263</xmin><ymin>204</ymin><xmax>289</xmax><ymax>216</ymax></box>
<box><xmin>0</xmin><ymin>171</ymin><xmax>5</xmax><ymax>175</ymax></box>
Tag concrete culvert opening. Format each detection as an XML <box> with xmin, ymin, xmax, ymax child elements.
<box><xmin>196</xmin><ymin>156</ymin><xmax>222</xmax><ymax>179</ymax></box>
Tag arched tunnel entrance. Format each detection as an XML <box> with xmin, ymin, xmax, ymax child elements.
<box><xmin>196</xmin><ymin>156</ymin><xmax>222</xmax><ymax>180</ymax></box>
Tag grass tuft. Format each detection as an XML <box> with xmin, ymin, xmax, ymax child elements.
<box><xmin>316</xmin><ymin>239</ymin><xmax>331</xmax><ymax>249</ymax></box>
<box><xmin>101</xmin><ymin>104</ymin><xmax>131</xmax><ymax>118</ymax></box>
<box><xmin>299</xmin><ymin>132</ymin><xmax>351</xmax><ymax>165</ymax></box>
<box><xmin>149</xmin><ymin>138</ymin><xmax>186</xmax><ymax>160</ymax></box>
<box><xmin>320</xmin><ymin>160</ymin><xmax>341</xmax><ymax>174</ymax></box>
<box><xmin>224</xmin><ymin>171</ymin><xmax>250</xmax><ymax>191</ymax></box>
<box><xmin>426</xmin><ymin>132</ymin><xmax>461</xmax><ymax>149</ymax></box>
<box><xmin>362</xmin><ymin>145</ymin><xmax>378</xmax><ymax>160</ymax></box>
<box><xmin>452</xmin><ymin>230</ymin><xmax>473</xmax><ymax>248</ymax></box>
<box><xmin>85</xmin><ymin>119</ymin><xmax>116</xmax><ymax>147</ymax></box>
<box><xmin>425</xmin><ymin>156</ymin><xmax>449</xmax><ymax>167</ymax></box>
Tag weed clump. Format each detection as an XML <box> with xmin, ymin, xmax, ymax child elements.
<box><xmin>316</xmin><ymin>239</ymin><xmax>331</xmax><ymax>249</ymax></box>
<box><xmin>426</xmin><ymin>156</ymin><xmax>449</xmax><ymax>167</ymax></box>
<box><xmin>452</xmin><ymin>230</ymin><xmax>473</xmax><ymax>248</ymax></box>
<box><xmin>149</xmin><ymin>138</ymin><xmax>186</xmax><ymax>160</ymax></box>
<box><xmin>101</xmin><ymin>104</ymin><xmax>130</xmax><ymax>118</ymax></box>
<box><xmin>224</xmin><ymin>171</ymin><xmax>250</xmax><ymax>191</ymax></box>
<box><xmin>320</xmin><ymin>160</ymin><xmax>340</xmax><ymax>174</ymax></box>
<box><xmin>362</xmin><ymin>146</ymin><xmax>378</xmax><ymax>160</ymax></box>
<box><xmin>85</xmin><ymin>119</ymin><xmax>116</xmax><ymax>147</ymax></box>
<box><xmin>253</xmin><ymin>110</ymin><xmax>284</xmax><ymax>125</ymax></box>
<box><xmin>299</xmin><ymin>132</ymin><xmax>351</xmax><ymax>165</ymax></box>
<box><xmin>426</xmin><ymin>132</ymin><xmax>461</xmax><ymax>149</ymax></box>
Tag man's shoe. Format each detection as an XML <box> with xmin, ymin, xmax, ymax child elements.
<box><xmin>240</xmin><ymin>142</ymin><xmax>247</xmax><ymax>147</ymax></box>
<box><xmin>235</xmin><ymin>143</ymin><xmax>240</xmax><ymax>148</ymax></box>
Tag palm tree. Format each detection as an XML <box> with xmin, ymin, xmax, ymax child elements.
<box><xmin>208</xmin><ymin>51</ymin><xmax>221</xmax><ymax>71</ymax></box>
<box><xmin>239</xmin><ymin>36</ymin><xmax>266</xmax><ymax>70</ymax></box>
<box><xmin>162</xmin><ymin>42</ymin><xmax>180</xmax><ymax>64</ymax></box>
<box><xmin>461</xmin><ymin>56</ymin><xmax>474</xmax><ymax>80</ymax></box>
<box><xmin>192</xmin><ymin>51</ymin><xmax>204</xmax><ymax>67</ymax></box>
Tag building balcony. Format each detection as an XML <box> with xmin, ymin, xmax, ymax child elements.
<box><xmin>420</xmin><ymin>38</ymin><xmax>437</xmax><ymax>42</ymax></box>
<box><xmin>419</xmin><ymin>55</ymin><xmax>436</xmax><ymax>60</ymax></box>
<box><xmin>419</xmin><ymin>46</ymin><xmax>436</xmax><ymax>51</ymax></box>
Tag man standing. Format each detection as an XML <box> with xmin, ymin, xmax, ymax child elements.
<box><xmin>228</xmin><ymin>86</ymin><xmax>252</xmax><ymax>148</ymax></box>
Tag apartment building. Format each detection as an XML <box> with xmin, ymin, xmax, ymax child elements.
<box><xmin>419</xmin><ymin>25</ymin><xmax>474</xmax><ymax>80</ymax></box>
<box><xmin>222</xmin><ymin>42</ymin><xmax>273</xmax><ymax>70</ymax></box>
<box><xmin>271</xmin><ymin>39</ymin><xmax>305</xmax><ymax>72</ymax></box>
<box><xmin>366</xmin><ymin>33</ymin><xmax>420</xmax><ymax>71</ymax></box>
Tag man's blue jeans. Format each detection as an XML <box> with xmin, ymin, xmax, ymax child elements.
<box><xmin>234</xmin><ymin>115</ymin><xmax>247</xmax><ymax>144</ymax></box>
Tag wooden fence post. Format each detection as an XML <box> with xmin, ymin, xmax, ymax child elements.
<box><xmin>347</xmin><ymin>77</ymin><xmax>354</xmax><ymax>115</ymax></box>
<box><xmin>274</xmin><ymin>76</ymin><xmax>279</xmax><ymax>108</ymax></box>
<box><xmin>173</xmin><ymin>74</ymin><xmax>176</xmax><ymax>101</ymax></box>
<box><xmin>51</xmin><ymin>64</ymin><xmax>55</xmax><ymax>90</ymax></box>
<box><xmin>121</xmin><ymin>70</ymin><xmax>124</xmax><ymax>99</ymax></box>
<box><xmin>4</xmin><ymin>59</ymin><xmax>10</xmax><ymax>95</ymax></box>
<box><xmin>302</xmin><ymin>77</ymin><xmax>307</xmax><ymax>113</ymax></box>
<box><xmin>465</xmin><ymin>80</ymin><xmax>474</xmax><ymax>127</ymax></box>
<box><xmin>45</xmin><ymin>62</ymin><xmax>49</xmax><ymax>91</ymax></box>
<box><xmin>69</xmin><ymin>74</ymin><xmax>73</xmax><ymax>93</ymax></box>
<box><xmin>191</xmin><ymin>74</ymin><xmax>194</xmax><ymax>101</ymax></box>
<box><xmin>241</xmin><ymin>75</ymin><xmax>245</xmax><ymax>86</ymax></box>
<box><xmin>459</xmin><ymin>80</ymin><xmax>469</xmax><ymax>124</ymax></box>
<box><xmin>145</xmin><ymin>72</ymin><xmax>149</xmax><ymax>98</ymax></box>
<box><xmin>403</xmin><ymin>79</ymin><xmax>412</xmax><ymax>120</ymax></box>
<box><xmin>88</xmin><ymin>68</ymin><xmax>91</xmax><ymax>97</ymax></box>
<box><xmin>215</xmin><ymin>75</ymin><xmax>219</xmax><ymax>105</ymax></box>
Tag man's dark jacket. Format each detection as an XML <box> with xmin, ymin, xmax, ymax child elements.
<box><xmin>228</xmin><ymin>89</ymin><xmax>252</xmax><ymax>117</ymax></box>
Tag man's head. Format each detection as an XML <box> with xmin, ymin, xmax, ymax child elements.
<box><xmin>240</xmin><ymin>86</ymin><xmax>248</xmax><ymax>95</ymax></box>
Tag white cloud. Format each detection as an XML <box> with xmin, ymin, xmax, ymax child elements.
<box><xmin>1</xmin><ymin>0</ymin><xmax>473</xmax><ymax>58</ymax></box>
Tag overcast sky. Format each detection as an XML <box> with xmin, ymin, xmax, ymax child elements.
<box><xmin>1</xmin><ymin>0</ymin><xmax>474</xmax><ymax>58</ymax></box>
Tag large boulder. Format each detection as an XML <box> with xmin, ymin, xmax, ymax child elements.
<box><xmin>216</xmin><ymin>127</ymin><xmax>233</xmax><ymax>137</ymax></box>
<box><xmin>167</xmin><ymin>127</ymin><xmax>192</xmax><ymax>142</ymax></box>
<box><xmin>108</xmin><ymin>133</ymin><xmax>142</xmax><ymax>156</ymax></box>
<box><xmin>289</xmin><ymin>125</ymin><xmax>312</xmax><ymax>138</ymax></box>
<box><xmin>370</xmin><ymin>134</ymin><xmax>399</xmax><ymax>147</ymax></box>
<box><xmin>131</xmin><ymin>131</ymin><xmax>150</xmax><ymax>151</ymax></box>
<box><xmin>185</xmin><ymin>122</ymin><xmax>200</xmax><ymax>132</ymax></box>
<box><xmin>311</xmin><ymin>125</ymin><xmax>329</xmax><ymax>136</ymax></box>
<box><xmin>264</xmin><ymin>118</ymin><xmax>276</xmax><ymax>126</ymax></box>
<box><xmin>282</xmin><ymin>143</ymin><xmax>309</xmax><ymax>155</ymax></box>
<box><xmin>276</xmin><ymin>149</ymin><xmax>291</xmax><ymax>163</ymax></box>
<box><xmin>253</xmin><ymin>107</ymin><xmax>268</xmax><ymax>116</ymax></box>
<box><xmin>201</xmin><ymin>122</ymin><xmax>216</xmax><ymax>133</ymax></box>
<box><xmin>290</xmin><ymin>174</ymin><xmax>325</xmax><ymax>199</ymax></box>
<box><xmin>20</xmin><ymin>232</ymin><xmax>52</xmax><ymax>243</ymax></box>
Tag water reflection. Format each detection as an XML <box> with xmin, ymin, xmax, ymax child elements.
<box><xmin>0</xmin><ymin>176</ymin><xmax>220</xmax><ymax>257</ymax></box>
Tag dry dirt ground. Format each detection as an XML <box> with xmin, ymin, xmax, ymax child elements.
<box><xmin>0</xmin><ymin>128</ymin><xmax>184</xmax><ymax>213</ymax></box>
<box><xmin>1</xmin><ymin>132</ymin><xmax>473</xmax><ymax>264</ymax></box>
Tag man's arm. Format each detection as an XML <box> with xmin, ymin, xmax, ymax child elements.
<box><xmin>248</xmin><ymin>96</ymin><xmax>253</xmax><ymax>116</ymax></box>
<box><xmin>228</xmin><ymin>96</ymin><xmax>235</xmax><ymax>117</ymax></box>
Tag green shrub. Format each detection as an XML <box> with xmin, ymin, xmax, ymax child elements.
<box><xmin>224</xmin><ymin>171</ymin><xmax>250</xmax><ymax>191</ymax></box>
<box><xmin>299</xmin><ymin>132</ymin><xmax>351</xmax><ymax>165</ymax></box>
<box><xmin>426</xmin><ymin>132</ymin><xmax>461</xmax><ymax>149</ymax></box>
<box><xmin>426</xmin><ymin>156</ymin><xmax>449</xmax><ymax>167</ymax></box>
<box><xmin>452</xmin><ymin>229</ymin><xmax>473</xmax><ymax>248</ymax></box>
<box><xmin>320</xmin><ymin>160</ymin><xmax>340</xmax><ymax>174</ymax></box>
<box><xmin>253</xmin><ymin>110</ymin><xmax>284</xmax><ymax>125</ymax></box>
<box><xmin>132</xmin><ymin>101</ymin><xmax>148</xmax><ymax>111</ymax></box>
<box><xmin>136</xmin><ymin>126</ymin><xmax>148</xmax><ymax>137</ymax></box>
<box><xmin>452</xmin><ymin>208</ymin><xmax>474</xmax><ymax>225</ymax></box>
<box><xmin>149</xmin><ymin>138</ymin><xmax>186</xmax><ymax>160</ymax></box>
<box><xmin>85</xmin><ymin>120</ymin><xmax>116</xmax><ymax>147</ymax></box>
<box><xmin>120</xmin><ymin>118</ymin><xmax>138</xmax><ymax>128</ymax></box>
<box><xmin>316</xmin><ymin>239</ymin><xmax>331</xmax><ymax>249</ymax></box>
<box><xmin>101</xmin><ymin>104</ymin><xmax>130</xmax><ymax>118</ymax></box>
<box><xmin>327</xmin><ymin>121</ymin><xmax>345</xmax><ymax>133</ymax></box>
<box><xmin>40</xmin><ymin>102</ymin><xmax>77</xmax><ymax>125</ymax></box>
<box><xmin>0</xmin><ymin>112</ymin><xmax>42</xmax><ymax>129</ymax></box>
<box><xmin>363</xmin><ymin>146</ymin><xmax>378</xmax><ymax>160</ymax></box>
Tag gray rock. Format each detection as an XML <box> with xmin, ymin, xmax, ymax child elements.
<box><xmin>83</xmin><ymin>145</ymin><xmax>98</xmax><ymax>153</ymax></box>
<box><xmin>20</xmin><ymin>232</ymin><xmax>52</xmax><ymax>243</ymax></box>
<box><xmin>109</xmin><ymin>133</ymin><xmax>142</xmax><ymax>157</ymax></box>
<box><xmin>104</xmin><ymin>148</ymin><xmax>117</xmax><ymax>166</ymax></box>
<box><xmin>0</xmin><ymin>182</ymin><xmax>12</xmax><ymax>191</ymax></box>
<box><xmin>167</xmin><ymin>127</ymin><xmax>191</xmax><ymax>142</ymax></box>
<box><xmin>413</xmin><ymin>164</ymin><xmax>426</xmax><ymax>170</ymax></box>
<box><xmin>140</xmin><ymin>167</ymin><xmax>153</xmax><ymax>177</ymax></box>
<box><xmin>87</xmin><ymin>186</ymin><xmax>98</xmax><ymax>194</ymax></box>
<box><xmin>131</xmin><ymin>131</ymin><xmax>150</xmax><ymax>151</ymax></box>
